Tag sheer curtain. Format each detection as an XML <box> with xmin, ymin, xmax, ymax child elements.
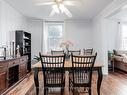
<box><xmin>115</xmin><ymin>22</ymin><xmax>122</xmax><ymax>50</ymax></box>
<box><xmin>42</xmin><ymin>20</ymin><xmax>48</xmax><ymax>54</ymax></box>
<box><xmin>121</xmin><ymin>21</ymin><xmax>127</xmax><ymax>50</ymax></box>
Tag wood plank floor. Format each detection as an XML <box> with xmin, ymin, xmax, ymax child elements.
<box><xmin>6</xmin><ymin>71</ymin><xmax>127</xmax><ymax>95</ymax></box>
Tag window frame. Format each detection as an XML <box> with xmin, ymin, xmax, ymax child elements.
<box><xmin>44</xmin><ymin>21</ymin><xmax>65</xmax><ymax>53</ymax></box>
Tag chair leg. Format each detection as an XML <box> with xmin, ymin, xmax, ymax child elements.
<box><xmin>44</xmin><ymin>88</ymin><xmax>48</xmax><ymax>95</ymax></box>
<box><xmin>72</xmin><ymin>87</ymin><xmax>74</xmax><ymax>95</ymax></box>
<box><xmin>36</xmin><ymin>87</ymin><xmax>39</xmax><ymax>95</ymax></box>
<box><xmin>89</xmin><ymin>88</ymin><xmax>91</xmax><ymax>95</ymax></box>
<box><xmin>44</xmin><ymin>88</ymin><xmax>46</xmax><ymax>95</ymax></box>
<box><xmin>61</xmin><ymin>87</ymin><xmax>64</xmax><ymax>95</ymax></box>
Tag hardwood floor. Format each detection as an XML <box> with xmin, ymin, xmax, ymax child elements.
<box><xmin>101</xmin><ymin>71</ymin><xmax>127</xmax><ymax>95</ymax></box>
<box><xmin>6</xmin><ymin>71</ymin><xmax>127</xmax><ymax>95</ymax></box>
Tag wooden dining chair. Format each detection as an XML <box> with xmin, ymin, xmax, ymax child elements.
<box><xmin>39</xmin><ymin>53</ymin><xmax>65</xmax><ymax>95</ymax></box>
<box><xmin>69</xmin><ymin>53</ymin><xmax>97</xmax><ymax>95</ymax></box>
<box><xmin>83</xmin><ymin>48</ymin><xmax>93</xmax><ymax>55</ymax></box>
<box><xmin>68</xmin><ymin>49</ymin><xmax>81</xmax><ymax>55</ymax></box>
<box><xmin>51</xmin><ymin>50</ymin><xmax>65</xmax><ymax>55</ymax></box>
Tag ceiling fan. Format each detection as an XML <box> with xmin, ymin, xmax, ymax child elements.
<box><xmin>36</xmin><ymin>0</ymin><xmax>79</xmax><ymax>18</ymax></box>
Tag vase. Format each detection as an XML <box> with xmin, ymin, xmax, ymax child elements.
<box><xmin>65</xmin><ymin>45</ymin><xmax>70</xmax><ymax>60</ymax></box>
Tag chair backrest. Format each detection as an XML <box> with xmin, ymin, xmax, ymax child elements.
<box><xmin>51</xmin><ymin>50</ymin><xmax>64</xmax><ymax>55</ymax></box>
<box><xmin>39</xmin><ymin>53</ymin><xmax>65</xmax><ymax>86</ymax></box>
<box><xmin>71</xmin><ymin>53</ymin><xmax>97</xmax><ymax>86</ymax></box>
<box><xmin>68</xmin><ymin>49</ymin><xmax>81</xmax><ymax>55</ymax></box>
<box><xmin>83</xmin><ymin>48</ymin><xmax>93</xmax><ymax>55</ymax></box>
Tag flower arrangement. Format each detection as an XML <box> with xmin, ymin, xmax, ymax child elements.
<box><xmin>60</xmin><ymin>40</ymin><xmax>73</xmax><ymax>55</ymax></box>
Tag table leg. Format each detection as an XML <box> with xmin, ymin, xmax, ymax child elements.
<box><xmin>97</xmin><ymin>67</ymin><xmax>103</xmax><ymax>95</ymax></box>
<box><xmin>34</xmin><ymin>67</ymin><xmax>39</xmax><ymax>95</ymax></box>
<box><xmin>112</xmin><ymin>59</ymin><xmax>114</xmax><ymax>72</ymax></box>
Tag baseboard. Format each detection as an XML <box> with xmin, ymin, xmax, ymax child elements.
<box><xmin>1</xmin><ymin>76</ymin><xmax>27</xmax><ymax>95</ymax></box>
<box><xmin>115</xmin><ymin>68</ymin><xmax>127</xmax><ymax>73</ymax></box>
<box><xmin>1</xmin><ymin>72</ymin><xmax>32</xmax><ymax>95</ymax></box>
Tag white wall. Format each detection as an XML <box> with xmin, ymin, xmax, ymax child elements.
<box><xmin>0</xmin><ymin>2</ymin><xmax>2</xmax><ymax>45</ymax></box>
<box><xmin>0</xmin><ymin>0</ymin><xmax>29</xmax><ymax>46</ymax></box>
<box><xmin>65</xmin><ymin>20</ymin><xmax>93</xmax><ymax>51</ymax></box>
<box><xmin>92</xmin><ymin>18</ymin><xmax>107</xmax><ymax>73</ymax></box>
<box><xmin>27</xmin><ymin>19</ymin><xmax>43</xmax><ymax>59</ymax></box>
<box><xmin>93</xmin><ymin>0</ymin><xmax>127</xmax><ymax>75</ymax></box>
<box><xmin>106</xmin><ymin>19</ymin><xmax>118</xmax><ymax>51</ymax></box>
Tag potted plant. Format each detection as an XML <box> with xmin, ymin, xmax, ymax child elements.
<box><xmin>34</xmin><ymin>55</ymin><xmax>41</xmax><ymax>62</ymax></box>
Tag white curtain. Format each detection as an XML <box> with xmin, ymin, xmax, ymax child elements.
<box><xmin>42</xmin><ymin>20</ymin><xmax>48</xmax><ymax>54</ymax></box>
<box><xmin>115</xmin><ymin>21</ymin><xmax>122</xmax><ymax>50</ymax></box>
<box><xmin>121</xmin><ymin>21</ymin><xmax>127</xmax><ymax>50</ymax></box>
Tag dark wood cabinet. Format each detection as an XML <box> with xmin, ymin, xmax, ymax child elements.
<box><xmin>19</xmin><ymin>64</ymin><xmax>26</xmax><ymax>78</ymax></box>
<box><xmin>15</xmin><ymin>30</ymin><xmax>31</xmax><ymax>72</ymax></box>
<box><xmin>0</xmin><ymin>56</ymin><xmax>27</xmax><ymax>94</ymax></box>
<box><xmin>0</xmin><ymin>72</ymin><xmax>7</xmax><ymax>93</ymax></box>
<box><xmin>0</xmin><ymin>61</ymin><xmax>8</xmax><ymax>93</ymax></box>
<box><xmin>19</xmin><ymin>56</ymin><xmax>27</xmax><ymax>79</ymax></box>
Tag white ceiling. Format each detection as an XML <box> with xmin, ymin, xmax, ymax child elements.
<box><xmin>109</xmin><ymin>4</ymin><xmax>127</xmax><ymax>21</ymax></box>
<box><xmin>5</xmin><ymin>0</ymin><xmax>113</xmax><ymax>20</ymax></box>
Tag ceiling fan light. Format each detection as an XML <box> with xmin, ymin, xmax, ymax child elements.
<box><xmin>49</xmin><ymin>9</ymin><xmax>55</xmax><ymax>17</ymax></box>
<box><xmin>52</xmin><ymin>5</ymin><xmax>60</xmax><ymax>13</ymax></box>
<box><xmin>59</xmin><ymin>4</ymin><xmax>65</xmax><ymax>13</ymax></box>
<box><xmin>64</xmin><ymin>6</ymin><xmax>72</xmax><ymax>18</ymax></box>
<box><xmin>55</xmin><ymin>0</ymin><xmax>63</xmax><ymax>3</ymax></box>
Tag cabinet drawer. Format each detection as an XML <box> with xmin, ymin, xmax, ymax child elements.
<box><xmin>9</xmin><ymin>60</ymin><xmax>19</xmax><ymax>67</ymax></box>
<box><xmin>0</xmin><ymin>62</ymin><xmax>8</xmax><ymax>72</ymax></box>
<box><xmin>0</xmin><ymin>68</ymin><xmax>6</xmax><ymax>73</ymax></box>
<box><xmin>0</xmin><ymin>62</ymin><xmax>8</xmax><ymax>67</ymax></box>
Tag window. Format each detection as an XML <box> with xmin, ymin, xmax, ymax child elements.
<box><xmin>44</xmin><ymin>21</ymin><xmax>64</xmax><ymax>52</ymax></box>
<box><xmin>121</xmin><ymin>22</ymin><xmax>127</xmax><ymax>50</ymax></box>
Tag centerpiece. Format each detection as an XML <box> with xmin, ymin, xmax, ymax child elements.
<box><xmin>60</xmin><ymin>40</ymin><xmax>73</xmax><ymax>58</ymax></box>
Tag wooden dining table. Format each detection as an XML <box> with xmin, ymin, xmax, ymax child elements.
<box><xmin>32</xmin><ymin>60</ymin><xmax>104</xmax><ymax>95</ymax></box>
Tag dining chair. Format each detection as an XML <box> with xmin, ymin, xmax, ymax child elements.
<box><xmin>51</xmin><ymin>50</ymin><xmax>65</xmax><ymax>55</ymax></box>
<box><xmin>68</xmin><ymin>49</ymin><xmax>81</xmax><ymax>55</ymax></box>
<box><xmin>39</xmin><ymin>53</ymin><xmax>65</xmax><ymax>95</ymax></box>
<box><xmin>83</xmin><ymin>48</ymin><xmax>93</xmax><ymax>55</ymax></box>
<box><xmin>69</xmin><ymin>53</ymin><xmax>97</xmax><ymax>95</ymax></box>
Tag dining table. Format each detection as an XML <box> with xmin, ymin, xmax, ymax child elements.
<box><xmin>32</xmin><ymin>59</ymin><xmax>104</xmax><ymax>95</ymax></box>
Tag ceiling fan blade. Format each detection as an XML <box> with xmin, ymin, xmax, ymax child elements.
<box><xmin>63</xmin><ymin>1</ymin><xmax>80</xmax><ymax>6</ymax></box>
<box><xmin>63</xmin><ymin>6</ymin><xmax>72</xmax><ymax>17</ymax></box>
<box><xmin>36</xmin><ymin>2</ymin><xmax>54</xmax><ymax>6</ymax></box>
<box><xmin>49</xmin><ymin>10</ymin><xmax>55</xmax><ymax>17</ymax></box>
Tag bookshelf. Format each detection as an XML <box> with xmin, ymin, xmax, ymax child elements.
<box><xmin>15</xmin><ymin>30</ymin><xmax>31</xmax><ymax>72</ymax></box>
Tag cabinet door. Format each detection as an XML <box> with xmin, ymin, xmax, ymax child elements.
<box><xmin>0</xmin><ymin>72</ymin><xmax>6</xmax><ymax>93</ymax></box>
<box><xmin>19</xmin><ymin>63</ymin><xmax>27</xmax><ymax>79</ymax></box>
<box><xmin>20</xmin><ymin>56</ymin><xmax>27</xmax><ymax>63</ymax></box>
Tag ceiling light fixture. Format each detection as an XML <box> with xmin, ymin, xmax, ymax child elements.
<box><xmin>36</xmin><ymin>0</ymin><xmax>79</xmax><ymax>18</ymax></box>
<box><xmin>52</xmin><ymin>5</ymin><xmax>60</xmax><ymax>13</ymax></box>
<box><xmin>59</xmin><ymin>4</ymin><xmax>65</xmax><ymax>13</ymax></box>
<box><xmin>52</xmin><ymin>0</ymin><xmax>72</xmax><ymax>17</ymax></box>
